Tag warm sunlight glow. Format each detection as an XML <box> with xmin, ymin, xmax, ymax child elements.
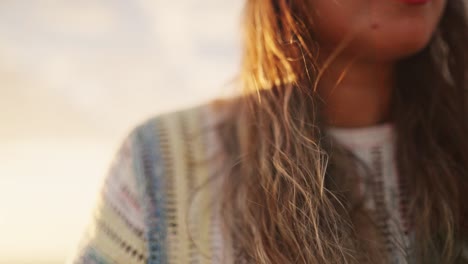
<box><xmin>0</xmin><ymin>1</ymin><xmax>243</xmax><ymax>263</ymax></box>
<box><xmin>0</xmin><ymin>140</ymin><xmax>112</xmax><ymax>263</ymax></box>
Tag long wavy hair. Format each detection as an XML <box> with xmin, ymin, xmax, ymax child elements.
<box><xmin>211</xmin><ymin>0</ymin><xmax>468</xmax><ymax>263</ymax></box>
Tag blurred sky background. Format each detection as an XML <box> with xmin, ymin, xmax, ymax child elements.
<box><xmin>0</xmin><ymin>1</ymin><xmax>243</xmax><ymax>263</ymax></box>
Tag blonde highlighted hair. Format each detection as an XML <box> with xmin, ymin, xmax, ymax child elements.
<box><xmin>211</xmin><ymin>0</ymin><xmax>468</xmax><ymax>263</ymax></box>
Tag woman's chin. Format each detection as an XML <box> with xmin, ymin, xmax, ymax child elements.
<box><xmin>357</xmin><ymin>29</ymin><xmax>435</xmax><ymax>62</ymax></box>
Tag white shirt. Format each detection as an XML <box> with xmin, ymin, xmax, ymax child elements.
<box><xmin>328</xmin><ymin>123</ymin><xmax>412</xmax><ymax>263</ymax></box>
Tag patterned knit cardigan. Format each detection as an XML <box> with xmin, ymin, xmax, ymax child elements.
<box><xmin>72</xmin><ymin>103</ymin><xmax>227</xmax><ymax>264</ymax></box>
<box><xmin>71</xmin><ymin>102</ymin><xmax>468</xmax><ymax>264</ymax></box>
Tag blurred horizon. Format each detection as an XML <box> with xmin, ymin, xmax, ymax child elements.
<box><xmin>0</xmin><ymin>1</ymin><xmax>243</xmax><ymax>263</ymax></box>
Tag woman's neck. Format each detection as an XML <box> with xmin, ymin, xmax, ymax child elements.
<box><xmin>317</xmin><ymin>56</ymin><xmax>395</xmax><ymax>128</ymax></box>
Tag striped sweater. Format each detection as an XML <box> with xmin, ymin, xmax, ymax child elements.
<box><xmin>71</xmin><ymin>101</ymin><xmax>467</xmax><ymax>264</ymax></box>
<box><xmin>72</xmin><ymin>102</ymin><xmax>228</xmax><ymax>264</ymax></box>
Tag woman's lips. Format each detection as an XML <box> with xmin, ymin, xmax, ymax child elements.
<box><xmin>398</xmin><ymin>0</ymin><xmax>430</xmax><ymax>5</ymax></box>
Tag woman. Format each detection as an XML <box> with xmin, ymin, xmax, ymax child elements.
<box><xmin>72</xmin><ymin>0</ymin><xmax>468</xmax><ymax>263</ymax></box>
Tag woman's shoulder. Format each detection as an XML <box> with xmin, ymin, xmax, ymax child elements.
<box><xmin>124</xmin><ymin>96</ymin><xmax>239</xmax><ymax>192</ymax></box>
<box><xmin>125</xmin><ymin>99</ymin><xmax>234</xmax><ymax>263</ymax></box>
<box><xmin>129</xmin><ymin>97</ymin><xmax>237</xmax><ymax>156</ymax></box>
<box><xmin>71</xmin><ymin>98</ymin><xmax>237</xmax><ymax>264</ymax></box>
